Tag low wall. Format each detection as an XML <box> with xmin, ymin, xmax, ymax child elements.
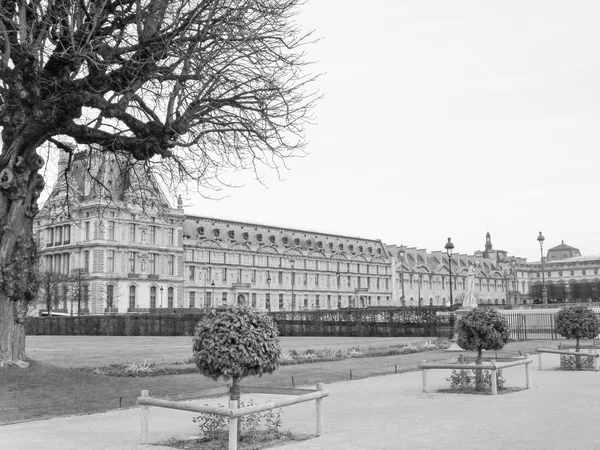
<box><xmin>26</xmin><ymin>307</ymin><xmax>454</xmax><ymax>337</ymax></box>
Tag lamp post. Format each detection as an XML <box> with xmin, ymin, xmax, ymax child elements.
<box><xmin>290</xmin><ymin>258</ymin><xmax>295</xmax><ymax>311</ymax></box>
<box><xmin>336</xmin><ymin>270</ymin><xmax>341</xmax><ymax>309</ymax></box>
<box><xmin>211</xmin><ymin>280</ymin><xmax>215</xmax><ymax>307</ymax></box>
<box><xmin>398</xmin><ymin>248</ymin><xmax>405</xmax><ymax>306</ymax></box>
<box><xmin>445</xmin><ymin>238</ymin><xmax>454</xmax><ymax>307</ymax></box>
<box><xmin>267</xmin><ymin>272</ymin><xmax>271</xmax><ymax>311</ymax></box>
<box><xmin>537</xmin><ymin>231</ymin><xmax>547</xmax><ymax>304</ymax></box>
<box><xmin>160</xmin><ymin>285</ymin><xmax>164</xmax><ymax>308</ymax></box>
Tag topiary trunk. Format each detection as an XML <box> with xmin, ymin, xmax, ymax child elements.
<box><xmin>230</xmin><ymin>377</ymin><xmax>242</xmax><ymax>442</ymax></box>
<box><xmin>575</xmin><ymin>338</ymin><xmax>582</xmax><ymax>370</ymax></box>
<box><xmin>475</xmin><ymin>348</ymin><xmax>484</xmax><ymax>391</ymax></box>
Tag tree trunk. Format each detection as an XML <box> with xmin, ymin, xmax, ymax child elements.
<box><xmin>230</xmin><ymin>377</ymin><xmax>242</xmax><ymax>442</ymax></box>
<box><xmin>0</xmin><ymin>293</ymin><xmax>27</xmax><ymax>365</ymax></box>
<box><xmin>474</xmin><ymin>349</ymin><xmax>483</xmax><ymax>391</ymax></box>
<box><xmin>0</xmin><ymin>131</ymin><xmax>47</xmax><ymax>365</ymax></box>
<box><xmin>575</xmin><ymin>338</ymin><xmax>582</xmax><ymax>370</ymax></box>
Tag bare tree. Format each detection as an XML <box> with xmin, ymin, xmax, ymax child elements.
<box><xmin>0</xmin><ymin>0</ymin><xmax>317</xmax><ymax>364</ymax></box>
<box><xmin>38</xmin><ymin>271</ymin><xmax>68</xmax><ymax>315</ymax></box>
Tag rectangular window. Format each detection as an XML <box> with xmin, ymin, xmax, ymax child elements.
<box><xmin>279</xmin><ymin>294</ymin><xmax>284</xmax><ymax>310</ymax></box>
<box><xmin>265</xmin><ymin>293</ymin><xmax>271</xmax><ymax>311</ymax></box>
<box><xmin>168</xmin><ymin>287</ymin><xmax>174</xmax><ymax>308</ymax></box>
<box><xmin>56</xmin><ymin>227</ymin><xmax>62</xmax><ymax>246</ymax></box>
<box><xmin>150</xmin><ymin>287</ymin><xmax>157</xmax><ymax>308</ymax></box>
<box><xmin>303</xmin><ymin>273</ymin><xmax>307</xmax><ymax>286</ymax></box>
<box><xmin>278</xmin><ymin>271</ymin><xmax>283</xmax><ymax>285</ymax></box>
<box><xmin>149</xmin><ymin>253</ymin><xmax>157</xmax><ymax>275</ymax></box>
<box><xmin>108</xmin><ymin>221</ymin><xmax>115</xmax><ymax>240</ymax></box>
<box><xmin>251</xmin><ymin>293</ymin><xmax>257</xmax><ymax>308</ymax></box>
<box><xmin>189</xmin><ymin>292</ymin><xmax>195</xmax><ymax>308</ymax></box>
<box><xmin>347</xmin><ymin>275</ymin><xmax>351</xmax><ymax>287</ymax></box>
<box><xmin>129</xmin><ymin>223</ymin><xmax>136</xmax><ymax>242</ymax></box>
<box><xmin>63</xmin><ymin>253</ymin><xmax>71</xmax><ymax>274</ymax></box>
<box><xmin>222</xmin><ymin>268</ymin><xmax>227</xmax><ymax>282</ymax></box>
<box><xmin>315</xmin><ymin>294</ymin><xmax>320</xmax><ymax>309</ymax></box>
<box><xmin>85</xmin><ymin>221</ymin><xmax>91</xmax><ymax>241</ymax></box>
<box><xmin>252</xmin><ymin>270</ymin><xmax>256</xmax><ymax>283</ymax></box>
<box><xmin>129</xmin><ymin>251</ymin><xmax>136</xmax><ymax>273</ymax></box>
<box><xmin>327</xmin><ymin>295</ymin><xmax>331</xmax><ymax>309</ymax></box>
<box><xmin>83</xmin><ymin>285</ymin><xmax>89</xmax><ymax>309</ymax></box>
<box><xmin>315</xmin><ymin>274</ymin><xmax>319</xmax><ymax>286</ymax></box>
<box><xmin>237</xmin><ymin>268</ymin><xmax>242</xmax><ymax>283</ymax></box>
<box><xmin>150</xmin><ymin>226</ymin><xmax>156</xmax><ymax>244</ymax></box>
<box><xmin>222</xmin><ymin>292</ymin><xmax>227</xmax><ymax>306</ymax></box>
<box><xmin>107</xmin><ymin>250</ymin><xmax>115</xmax><ymax>272</ymax></box>
<box><xmin>189</xmin><ymin>266</ymin><xmax>195</xmax><ymax>281</ymax></box>
<box><xmin>168</xmin><ymin>228</ymin><xmax>174</xmax><ymax>246</ymax></box>
<box><xmin>129</xmin><ymin>286</ymin><xmax>136</xmax><ymax>309</ymax></box>
<box><xmin>168</xmin><ymin>255</ymin><xmax>175</xmax><ymax>275</ymax></box>
<box><xmin>304</xmin><ymin>294</ymin><xmax>308</xmax><ymax>309</ymax></box>
<box><xmin>47</xmin><ymin>228</ymin><xmax>54</xmax><ymax>246</ymax></box>
<box><xmin>83</xmin><ymin>251</ymin><xmax>90</xmax><ymax>272</ymax></box>
<box><xmin>107</xmin><ymin>285</ymin><xmax>114</xmax><ymax>309</ymax></box>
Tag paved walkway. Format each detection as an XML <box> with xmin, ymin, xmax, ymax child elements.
<box><xmin>2</xmin><ymin>350</ymin><xmax>600</xmax><ymax>449</ymax></box>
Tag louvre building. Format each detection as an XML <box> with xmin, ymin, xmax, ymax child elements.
<box><xmin>35</xmin><ymin>150</ymin><xmax>598</xmax><ymax>315</ymax></box>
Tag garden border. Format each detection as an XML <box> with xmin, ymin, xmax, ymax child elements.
<box><xmin>137</xmin><ymin>384</ymin><xmax>329</xmax><ymax>450</ymax></box>
<box><xmin>418</xmin><ymin>355</ymin><xmax>533</xmax><ymax>395</ymax></box>
<box><xmin>536</xmin><ymin>348</ymin><xmax>600</xmax><ymax>371</ymax></box>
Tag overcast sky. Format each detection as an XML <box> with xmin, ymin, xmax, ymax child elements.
<box><xmin>186</xmin><ymin>1</ymin><xmax>600</xmax><ymax>262</ymax></box>
<box><xmin>39</xmin><ymin>1</ymin><xmax>600</xmax><ymax>262</ymax></box>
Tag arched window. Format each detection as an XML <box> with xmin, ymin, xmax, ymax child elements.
<box><xmin>168</xmin><ymin>287</ymin><xmax>174</xmax><ymax>308</ymax></box>
<box><xmin>129</xmin><ymin>286</ymin><xmax>136</xmax><ymax>309</ymax></box>
<box><xmin>150</xmin><ymin>286</ymin><xmax>157</xmax><ymax>308</ymax></box>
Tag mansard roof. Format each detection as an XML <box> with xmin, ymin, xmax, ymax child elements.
<box><xmin>182</xmin><ymin>215</ymin><xmax>389</xmax><ymax>260</ymax></box>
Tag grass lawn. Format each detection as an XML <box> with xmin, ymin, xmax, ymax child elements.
<box><xmin>0</xmin><ymin>338</ymin><xmax>570</xmax><ymax>426</ymax></box>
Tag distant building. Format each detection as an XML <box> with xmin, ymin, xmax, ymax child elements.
<box><xmin>37</xmin><ymin>149</ymin><xmax>600</xmax><ymax>313</ymax></box>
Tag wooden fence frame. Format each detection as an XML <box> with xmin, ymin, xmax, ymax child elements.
<box><xmin>536</xmin><ymin>348</ymin><xmax>600</xmax><ymax>371</ymax></box>
<box><xmin>418</xmin><ymin>355</ymin><xmax>533</xmax><ymax>395</ymax></box>
<box><xmin>137</xmin><ymin>384</ymin><xmax>329</xmax><ymax>450</ymax></box>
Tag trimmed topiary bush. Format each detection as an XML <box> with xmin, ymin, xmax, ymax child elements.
<box><xmin>456</xmin><ymin>307</ymin><xmax>510</xmax><ymax>391</ymax></box>
<box><xmin>555</xmin><ymin>305</ymin><xmax>600</xmax><ymax>370</ymax></box>
<box><xmin>192</xmin><ymin>306</ymin><xmax>281</xmax><ymax>404</ymax></box>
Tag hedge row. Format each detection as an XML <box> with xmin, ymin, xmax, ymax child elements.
<box><xmin>26</xmin><ymin>307</ymin><xmax>454</xmax><ymax>337</ymax></box>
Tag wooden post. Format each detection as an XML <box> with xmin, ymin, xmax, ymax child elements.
<box><xmin>316</xmin><ymin>383</ymin><xmax>324</xmax><ymax>436</ymax></box>
<box><xmin>595</xmin><ymin>354</ymin><xmax>600</xmax><ymax>372</ymax></box>
<box><xmin>141</xmin><ymin>390</ymin><xmax>149</xmax><ymax>444</ymax></box>
<box><xmin>525</xmin><ymin>355</ymin><xmax>531</xmax><ymax>389</ymax></box>
<box><xmin>421</xmin><ymin>360</ymin><xmax>428</xmax><ymax>393</ymax></box>
<box><xmin>538</xmin><ymin>351</ymin><xmax>543</xmax><ymax>370</ymax></box>
<box><xmin>229</xmin><ymin>400</ymin><xmax>238</xmax><ymax>450</ymax></box>
<box><xmin>490</xmin><ymin>360</ymin><xmax>497</xmax><ymax>395</ymax></box>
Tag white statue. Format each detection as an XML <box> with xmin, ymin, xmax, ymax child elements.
<box><xmin>461</xmin><ymin>262</ymin><xmax>478</xmax><ymax>308</ymax></box>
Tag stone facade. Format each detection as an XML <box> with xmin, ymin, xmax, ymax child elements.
<box><xmin>35</xmin><ymin>150</ymin><xmax>600</xmax><ymax>314</ymax></box>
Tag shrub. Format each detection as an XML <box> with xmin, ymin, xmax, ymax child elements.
<box><xmin>192</xmin><ymin>306</ymin><xmax>280</xmax><ymax>404</ymax></box>
<box><xmin>193</xmin><ymin>400</ymin><xmax>283</xmax><ymax>443</ymax></box>
<box><xmin>447</xmin><ymin>369</ymin><xmax>506</xmax><ymax>391</ymax></box>
<box><xmin>456</xmin><ymin>308</ymin><xmax>510</xmax><ymax>391</ymax></box>
<box><xmin>560</xmin><ymin>354</ymin><xmax>596</xmax><ymax>371</ymax></box>
<box><xmin>555</xmin><ymin>306</ymin><xmax>600</xmax><ymax>352</ymax></box>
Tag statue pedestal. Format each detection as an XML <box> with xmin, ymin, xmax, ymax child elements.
<box><xmin>445</xmin><ymin>304</ymin><xmax>477</xmax><ymax>352</ymax></box>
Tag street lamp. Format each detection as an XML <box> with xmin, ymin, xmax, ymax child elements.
<box><xmin>290</xmin><ymin>258</ymin><xmax>295</xmax><ymax>311</ymax></box>
<box><xmin>537</xmin><ymin>231</ymin><xmax>547</xmax><ymax>304</ymax></box>
<box><xmin>445</xmin><ymin>238</ymin><xmax>454</xmax><ymax>307</ymax></box>
<box><xmin>267</xmin><ymin>272</ymin><xmax>271</xmax><ymax>311</ymax></box>
<box><xmin>398</xmin><ymin>248</ymin><xmax>406</xmax><ymax>306</ymax></box>
<box><xmin>211</xmin><ymin>280</ymin><xmax>215</xmax><ymax>307</ymax></box>
<box><xmin>336</xmin><ymin>270</ymin><xmax>341</xmax><ymax>309</ymax></box>
<box><xmin>160</xmin><ymin>285</ymin><xmax>164</xmax><ymax>308</ymax></box>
